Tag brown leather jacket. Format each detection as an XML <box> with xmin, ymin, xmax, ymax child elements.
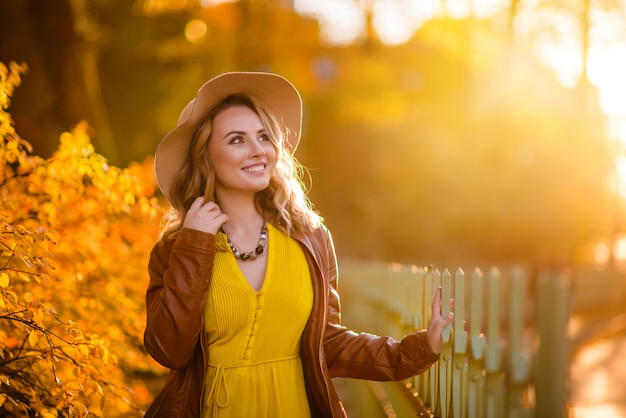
<box><xmin>143</xmin><ymin>225</ymin><xmax>439</xmax><ymax>417</ymax></box>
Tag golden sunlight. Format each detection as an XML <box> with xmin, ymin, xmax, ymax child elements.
<box><xmin>294</xmin><ymin>0</ymin><xmax>366</xmax><ymax>46</ymax></box>
<box><xmin>589</xmin><ymin>235</ymin><xmax>626</xmax><ymax>269</ymax></box>
<box><xmin>534</xmin><ymin>34</ymin><xmax>582</xmax><ymax>88</ymax></box>
<box><xmin>293</xmin><ymin>0</ymin><xmax>626</xmax><ymax>193</ymax></box>
<box><xmin>370</xmin><ymin>0</ymin><xmax>439</xmax><ymax>45</ymax></box>
<box><xmin>591</xmin><ymin>240</ymin><xmax>611</xmax><ymax>268</ymax></box>
<box><xmin>616</xmin><ymin>157</ymin><xmax>626</xmax><ymax>198</ymax></box>
<box><xmin>184</xmin><ymin>19</ymin><xmax>208</xmax><ymax>43</ymax></box>
<box><xmin>589</xmin><ymin>43</ymin><xmax>626</xmax><ymax>141</ymax></box>
<box><xmin>613</xmin><ymin>235</ymin><xmax>626</xmax><ymax>265</ymax></box>
<box><xmin>295</xmin><ymin>0</ymin><xmax>503</xmax><ymax>46</ymax></box>
<box><xmin>571</xmin><ymin>338</ymin><xmax>626</xmax><ymax>417</ymax></box>
<box><xmin>589</xmin><ymin>41</ymin><xmax>626</xmax><ymax>196</ymax></box>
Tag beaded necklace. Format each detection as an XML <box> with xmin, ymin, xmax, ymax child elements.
<box><xmin>225</xmin><ymin>224</ymin><xmax>268</xmax><ymax>261</ymax></box>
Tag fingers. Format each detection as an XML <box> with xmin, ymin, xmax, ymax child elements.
<box><xmin>189</xmin><ymin>196</ymin><xmax>222</xmax><ymax>214</ymax></box>
<box><xmin>188</xmin><ymin>196</ymin><xmax>206</xmax><ymax>211</ymax></box>
<box><xmin>430</xmin><ymin>286</ymin><xmax>455</xmax><ymax>322</ymax></box>
<box><xmin>183</xmin><ymin>197</ymin><xmax>229</xmax><ymax>234</ymax></box>
<box><xmin>189</xmin><ymin>197</ymin><xmax>221</xmax><ymax>215</ymax></box>
<box><xmin>426</xmin><ymin>286</ymin><xmax>456</xmax><ymax>352</ymax></box>
<box><xmin>430</xmin><ymin>286</ymin><xmax>443</xmax><ymax>319</ymax></box>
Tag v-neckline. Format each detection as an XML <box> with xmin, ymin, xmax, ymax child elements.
<box><xmin>228</xmin><ymin>224</ymin><xmax>273</xmax><ymax>293</ymax></box>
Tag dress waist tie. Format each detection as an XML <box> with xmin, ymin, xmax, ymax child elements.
<box><xmin>205</xmin><ymin>364</ymin><xmax>229</xmax><ymax>418</ymax></box>
<box><xmin>205</xmin><ymin>355</ymin><xmax>300</xmax><ymax>417</ymax></box>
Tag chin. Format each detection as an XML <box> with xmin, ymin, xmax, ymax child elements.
<box><xmin>245</xmin><ymin>182</ymin><xmax>270</xmax><ymax>193</ymax></box>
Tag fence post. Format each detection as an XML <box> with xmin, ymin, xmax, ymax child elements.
<box><xmin>507</xmin><ymin>267</ymin><xmax>532</xmax><ymax>418</ymax></box>
<box><xmin>468</xmin><ymin>268</ymin><xmax>486</xmax><ymax>418</ymax></box>
<box><xmin>485</xmin><ymin>267</ymin><xmax>504</xmax><ymax>418</ymax></box>
<box><xmin>452</xmin><ymin>268</ymin><xmax>468</xmax><ymax>418</ymax></box>
<box><xmin>438</xmin><ymin>269</ymin><xmax>453</xmax><ymax>417</ymax></box>
<box><xmin>411</xmin><ymin>267</ymin><xmax>425</xmax><ymax>403</ymax></box>
<box><xmin>534</xmin><ymin>268</ymin><xmax>571</xmax><ymax>418</ymax></box>
<box><xmin>427</xmin><ymin>268</ymin><xmax>438</xmax><ymax>411</ymax></box>
<box><xmin>415</xmin><ymin>267</ymin><xmax>428</xmax><ymax>403</ymax></box>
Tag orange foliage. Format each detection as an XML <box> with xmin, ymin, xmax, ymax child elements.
<box><xmin>0</xmin><ymin>62</ymin><xmax>164</xmax><ymax>417</ymax></box>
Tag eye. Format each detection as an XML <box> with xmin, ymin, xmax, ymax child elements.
<box><xmin>229</xmin><ymin>135</ymin><xmax>244</xmax><ymax>144</ymax></box>
<box><xmin>258</xmin><ymin>133</ymin><xmax>270</xmax><ymax>142</ymax></box>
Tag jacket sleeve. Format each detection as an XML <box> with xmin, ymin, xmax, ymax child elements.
<box><xmin>143</xmin><ymin>228</ymin><xmax>216</xmax><ymax>370</ymax></box>
<box><xmin>318</xmin><ymin>227</ymin><xmax>440</xmax><ymax>381</ymax></box>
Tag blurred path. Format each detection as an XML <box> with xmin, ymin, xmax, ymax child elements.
<box><xmin>569</xmin><ymin>308</ymin><xmax>626</xmax><ymax>417</ymax></box>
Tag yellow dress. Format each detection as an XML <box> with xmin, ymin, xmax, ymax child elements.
<box><xmin>203</xmin><ymin>224</ymin><xmax>313</xmax><ymax>418</ymax></box>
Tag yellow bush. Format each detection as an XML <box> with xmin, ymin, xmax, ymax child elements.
<box><xmin>0</xmin><ymin>61</ymin><xmax>164</xmax><ymax>417</ymax></box>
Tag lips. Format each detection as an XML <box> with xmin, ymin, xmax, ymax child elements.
<box><xmin>242</xmin><ymin>163</ymin><xmax>266</xmax><ymax>173</ymax></box>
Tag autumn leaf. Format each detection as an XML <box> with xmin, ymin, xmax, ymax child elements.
<box><xmin>0</xmin><ymin>273</ymin><xmax>8</xmax><ymax>288</ymax></box>
<box><xmin>28</xmin><ymin>330</ymin><xmax>41</xmax><ymax>347</ymax></box>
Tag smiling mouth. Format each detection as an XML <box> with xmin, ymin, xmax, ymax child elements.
<box><xmin>243</xmin><ymin>164</ymin><xmax>266</xmax><ymax>173</ymax></box>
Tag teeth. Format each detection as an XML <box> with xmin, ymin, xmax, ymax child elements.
<box><xmin>244</xmin><ymin>165</ymin><xmax>264</xmax><ymax>172</ymax></box>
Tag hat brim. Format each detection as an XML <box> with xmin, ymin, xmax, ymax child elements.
<box><xmin>155</xmin><ymin>72</ymin><xmax>302</xmax><ymax>204</ymax></box>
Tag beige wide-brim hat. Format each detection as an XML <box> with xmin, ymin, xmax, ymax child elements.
<box><xmin>154</xmin><ymin>71</ymin><xmax>302</xmax><ymax>204</ymax></box>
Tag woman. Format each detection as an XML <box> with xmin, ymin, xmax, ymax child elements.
<box><xmin>144</xmin><ymin>72</ymin><xmax>452</xmax><ymax>418</ymax></box>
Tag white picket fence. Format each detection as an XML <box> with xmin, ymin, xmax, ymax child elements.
<box><xmin>338</xmin><ymin>262</ymin><xmax>571</xmax><ymax>418</ymax></box>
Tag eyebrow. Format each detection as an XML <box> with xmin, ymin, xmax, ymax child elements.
<box><xmin>223</xmin><ymin>129</ymin><xmax>267</xmax><ymax>140</ymax></box>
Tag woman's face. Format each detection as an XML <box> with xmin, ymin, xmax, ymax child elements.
<box><xmin>207</xmin><ymin>105</ymin><xmax>277</xmax><ymax>198</ymax></box>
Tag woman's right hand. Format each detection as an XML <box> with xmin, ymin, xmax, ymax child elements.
<box><xmin>182</xmin><ymin>196</ymin><xmax>229</xmax><ymax>235</ymax></box>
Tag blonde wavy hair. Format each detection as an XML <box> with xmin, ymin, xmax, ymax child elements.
<box><xmin>161</xmin><ymin>94</ymin><xmax>322</xmax><ymax>240</ymax></box>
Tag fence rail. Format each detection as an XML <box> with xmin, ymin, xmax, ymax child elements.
<box><xmin>338</xmin><ymin>262</ymin><xmax>571</xmax><ymax>418</ymax></box>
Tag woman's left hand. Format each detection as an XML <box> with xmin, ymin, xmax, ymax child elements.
<box><xmin>426</xmin><ymin>286</ymin><xmax>454</xmax><ymax>354</ymax></box>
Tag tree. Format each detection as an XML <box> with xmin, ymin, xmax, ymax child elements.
<box><xmin>0</xmin><ymin>0</ymin><xmax>96</xmax><ymax>160</ymax></box>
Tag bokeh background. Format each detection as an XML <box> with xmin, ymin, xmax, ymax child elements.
<box><xmin>2</xmin><ymin>0</ymin><xmax>626</xmax><ymax>416</ymax></box>
<box><xmin>3</xmin><ymin>0</ymin><xmax>626</xmax><ymax>268</ymax></box>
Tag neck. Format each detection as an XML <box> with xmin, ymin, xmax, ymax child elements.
<box><xmin>216</xmin><ymin>191</ymin><xmax>265</xmax><ymax>235</ymax></box>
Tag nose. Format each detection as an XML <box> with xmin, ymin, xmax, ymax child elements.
<box><xmin>249</xmin><ymin>139</ymin><xmax>266</xmax><ymax>157</ymax></box>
